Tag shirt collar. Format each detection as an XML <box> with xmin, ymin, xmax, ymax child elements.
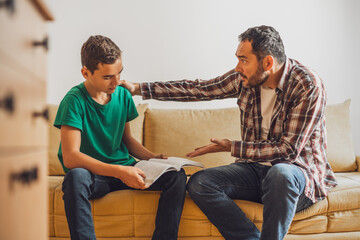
<box><xmin>276</xmin><ymin>57</ymin><xmax>290</xmax><ymax>93</ymax></box>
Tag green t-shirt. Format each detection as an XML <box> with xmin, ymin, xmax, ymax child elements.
<box><xmin>54</xmin><ymin>82</ymin><xmax>138</xmax><ymax>173</ymax></box>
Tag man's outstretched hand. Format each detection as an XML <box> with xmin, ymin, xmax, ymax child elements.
<box><xmin>186</xmin><ymin>138</ymin><xmax>232</xmax><ymax>158</ymax></box>
<box><xmin>119</xmin><ymin>80</ymin><xmax>141</xmax><ymax>96</ymax></box>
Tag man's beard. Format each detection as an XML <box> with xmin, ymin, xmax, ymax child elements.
<box><xmin>241</xmin><ymin>64</ymin><xmax>269</xmax><ymax>88</ymax></box>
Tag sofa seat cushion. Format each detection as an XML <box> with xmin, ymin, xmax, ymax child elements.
<box><xmin>49</xmin><ymin>172</ymin><xmax>360</xmax><ymax>238</ymax></box>
<box><xmin>48</xmin><ymin>176</ymin><xmax>64</xmax><ymax>237</ymax></box>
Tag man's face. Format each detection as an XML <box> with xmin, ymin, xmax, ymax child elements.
<box><xmin>83</xmin><ymin>58</ymin><xmax>123</xmax><ymax>94</ymax></box>
<box><xmin>235</xmin><ymin>40</ymin><xmax>269</xmax><ymax>88</ymax></box>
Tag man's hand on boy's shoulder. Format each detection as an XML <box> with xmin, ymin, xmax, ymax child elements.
<box><xmin>118</xmin><ymin>80</ymin><xmax>141</xmax><ymax>96</ymax></box>
<box><xmin>114</xmin><ymin>165</ymin><xmax>147</xmax><ymax>189</ymax></box>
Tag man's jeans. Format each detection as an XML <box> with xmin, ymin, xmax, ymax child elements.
<box><xmin>187</xmin><ymin>162</ymin><xmax>313</xmax><ymax>240</ymax></box>
<box><xmin>62</xmin><ymin>167</ymin><xmax>187</xmax><ymax>240</ymax></box>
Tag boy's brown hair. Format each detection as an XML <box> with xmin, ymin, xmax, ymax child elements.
<box><xmin>81</xmin><ymin>35</ymin><xmax>122</xmax><ymax>74</ymax></box>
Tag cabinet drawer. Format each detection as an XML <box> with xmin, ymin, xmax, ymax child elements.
<box><xmin>0</xmin><ymin>55</ymin><xmax>48</xmax><ymax>147</ymax></box>
<box><xmin>0</xmin><ymin>0</ymin><xmax>48</xmax><ymax>81</ymax></box>
<box><xmin>0</xmin><ymin>150</ymin><xmax>47</xmax><ymax>240</ymax></box>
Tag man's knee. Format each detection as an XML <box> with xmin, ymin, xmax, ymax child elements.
<box><xmin>187</xmin><ymin>169</ymin><xmax>211</xmax><ymax>196</ymax></box>
<box><xmin>262</xmin><ymin>164</ymin><xmax>304</xmax><ymax>193</ymax></box>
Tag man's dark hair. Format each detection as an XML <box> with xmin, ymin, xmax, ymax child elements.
<box><xmin>81</xmin><ymin>35</ymin><xmax>122</xmax><ymax>74</ymax></box>
<box><xmin>239</xmin><ymin>25</ymin><xmax>286</xmax><ymax>64</ymax></box>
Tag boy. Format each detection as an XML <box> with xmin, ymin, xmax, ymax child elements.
<box><xmin>54</xmin><ymin>35</ymin><xmax>186</xmax><ymax>240</ymax></box>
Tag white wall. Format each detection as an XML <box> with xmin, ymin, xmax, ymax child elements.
<box><xmin>46</xmin><ymin>0</ymin><xmax>360</xmax><ymax>154</ymax></box>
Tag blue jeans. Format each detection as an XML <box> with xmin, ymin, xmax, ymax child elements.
<box><xmin>187</xmin><ymin>162</ymin><xmax>313</xmax><ymax>240</ymax></box>
<box><xmin>62</xmin><ymin>167</ymin><xmax>187</xmax><ymax>240</ymax></box>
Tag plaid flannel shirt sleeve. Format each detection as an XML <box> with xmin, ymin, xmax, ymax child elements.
<box><xmin>232</xmin><ymin>80</ymin><xmax>326</xmax><ymax>164</ymax></box>
<box><xmin>140</xmin><ymin>69</ymin><xmax>240</xmax><ymax>101</ymax></box>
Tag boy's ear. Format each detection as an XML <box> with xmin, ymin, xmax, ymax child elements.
<box><xmin>81</xmin><ymin>66</ymin><xmax>91</xmax><ymax>79</ymax></box>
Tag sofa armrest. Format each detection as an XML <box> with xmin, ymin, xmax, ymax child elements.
<box><xmin>357</xmin><ymin>156</ymin><xmax>360</xmax><ymax>172</ymax></box>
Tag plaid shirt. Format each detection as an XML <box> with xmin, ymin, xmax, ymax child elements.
<box><xmin>140</xmin><ymin>58</ymin><xmax>337</xmax><ymax>203</ymax></box>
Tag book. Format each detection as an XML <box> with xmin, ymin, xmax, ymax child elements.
<box><xmin>134</xmin><ymin>157</ymin><xmax>204</xmax><ymax>186</ymax></box>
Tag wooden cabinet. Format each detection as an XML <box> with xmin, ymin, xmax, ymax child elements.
<box><xmin>0</xmin><ymin>0</ymin><xmax>53</xmax><ymax>239</ymax></box>
<box><xmin>0</xmin><ymin>151</ymin><xmax>48</xmax><ymax>240</ymax></box>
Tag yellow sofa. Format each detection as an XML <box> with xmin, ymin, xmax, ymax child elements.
<box><xmin>47</xmin><ymin>100</ymin><xmax>360</xmax><ymax>240</ymax></box>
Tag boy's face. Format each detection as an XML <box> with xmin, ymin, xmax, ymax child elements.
<box><xmin>81</xmin><ymin>58</ymin><xmax>123</xmax><ymax>94</ymax></box>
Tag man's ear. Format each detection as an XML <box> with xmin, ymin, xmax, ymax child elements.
<box><xmin>262</xmin><ymin>55</ymin><xmax>274</xmax><ymax>71</ymax></box>
<box><xmin>81</xmin><ymin>66</ymin><xmax>91</xmax><ymax>79</ymax></box>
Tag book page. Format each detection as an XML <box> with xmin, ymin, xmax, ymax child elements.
<box><xmin>134</xmin><ymin>157</ymin><xmax>204</xmax><ymax>187</ymax></box>
<box><xmin>134</xmin><ymin>160</ymin><xmax>176</xmax><ymax>186</ymax></box>
<box><xmin>148</xmin><ymin>157</ymin><xmax>204</xmax><ymax>171</ymax></box>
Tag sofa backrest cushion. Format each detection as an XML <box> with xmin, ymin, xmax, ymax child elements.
<box><xmin>325</xmin><ymin>99</ymin><xmax>356</xmax><ymax>172</ymax></box>
<box><xmin>143</xmin><ymin>107</ymin><xmax>241</xmax><ymax>175</ymax></box>
<box><xmin>129</xmin><ymin>103</ymin><xmax>148</xmax><ymax>145</ymax></box>
<box><xmin>47</xmin><ymin>103</ymin><xmax>148</xmax><ymax>176</ymax></box>
<box><xmin>143</xmin><ymin>100</ymin><xmax>356</xmax><ymax>175</ymax></box>
<box><xmin>48</xmin><ymin>104</ymin><xmax>64</xmax><ymax>175</ymax></box>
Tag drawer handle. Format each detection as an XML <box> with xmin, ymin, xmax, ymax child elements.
<box><xmin>32</xmin><ymin>36</ymin><xmax>48</xmax><ymax>51</ymax></box>
<box><xmin>0</xmin><ymin>92</ymin><xmax>14</xmax><ymax>114</ymax></box>
<box><xmin>9</xmin><ymin>166</ymin><xmax>38</xmax><ymax>190</ymax></box>
<box><xmin>0</xmin><ymin>0</ymin><xmax>15</xmax><ymax>14</ymax></box>
<box><xmin>32</xmin><ymin>108</ymin><xmax>49</xmax><ymax>121</ymax></box>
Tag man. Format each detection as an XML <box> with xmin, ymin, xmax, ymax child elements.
<box><xmin>54</xmin><ymin>35</ymin><xmax>186</xmax><ymax>240</ymax></box>
<box><xmin>120</xmin><ymin>26</ymin><xmax>337</xmax><ymax>240</ymax></box>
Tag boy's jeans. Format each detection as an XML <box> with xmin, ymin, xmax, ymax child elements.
<box><xmin>62</xmin><ymin>167</ymin><xmax>187</xmax><ymax>240</ymax></box>
<box><xmin>187</xmin><ymin>162</ymin><xmax>313</xmax><ymax>240</ymax></box>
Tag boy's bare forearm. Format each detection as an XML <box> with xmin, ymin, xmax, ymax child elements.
<box><xmin>125</xmin><ymin>137</ymin><xmax>156</xmax><ymax>160</ymax></box>
<box><xmin>64</xmin><ymin>151</ymin><xmax>120</xmax><ymax>177</ymax></box>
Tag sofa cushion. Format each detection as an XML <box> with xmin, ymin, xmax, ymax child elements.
<box><xmin>49</xmin><ymin>171</ymin><xmax>360</xmax><ymax>237</ymax></box>
<box><xmin>143</xmin><ymin>100</ymin><xmax>356</xmax><ymax>174</ymax></box>
<box><xmin>325</xmin><ymin>99</ymin><xmax>356</xmax><ymax>172</ymax></box>
<box><xmin>129</xmin><ymin>103</ymin><xmax>148</xmax><ymax>144</ymax></box>
<box><xmin>47</xmin><ymin>103</ymin><xmax>148</xmax><ymax>176</ymax></box>
<box><xmin>143</xmin><ymin>107</ymin><xmax>241</xmax><ymax>175</ymax></box>
<box><xmin>48</xmin><ymin>176</ymin><xmax>63</xmax><ymax>237</ymax></box>
<box><xmin>48</xmin><ymin>104</ymin><xmax>64</xmax><ymax>176</ymax></box>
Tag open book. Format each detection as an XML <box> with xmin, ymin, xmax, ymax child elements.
<box><xmin>134</xmin><ymin>157</ymin><xmax>204</xmax><ymax>186</ymax></box>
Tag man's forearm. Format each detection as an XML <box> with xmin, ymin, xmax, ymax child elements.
<box><xmin>133</xmin><ymin>83</ymin><xmax>141</xmax><ymax>95</ymax></box>
<box><xmin>231</xmin><ymin>140</ymin><xmax>295</xmax><ymax>164</ymax></box>
<box><xmin>140</xmin><ymin>69</ymin><xmax>240</xmax><ymax>101</ymax></box>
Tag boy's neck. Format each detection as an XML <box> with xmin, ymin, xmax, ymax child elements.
<box><xmin>84</xmin><ymin>81</ymin><xmax>111</xmax><ymax>105</ymax></box>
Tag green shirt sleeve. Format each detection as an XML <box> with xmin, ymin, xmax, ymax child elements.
<box><xmin>54</xmin><ymin>94</ymin><xmax>83</xmax><ymax>131</ymax></box>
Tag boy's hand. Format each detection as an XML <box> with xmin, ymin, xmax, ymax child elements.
<box><xmin>118</xmin><ymin>80</ymin><xmax>141</xmax><ymax>96</ymax></box>
<box><xmin>153</xmin><ymin>153</ymin><xmax>168</xmax><ymax>159</ymax></box>
<box><xmin>115</xmin><ymin>166</ymin><xmax>147</xmax><ymax>189</ymax></box>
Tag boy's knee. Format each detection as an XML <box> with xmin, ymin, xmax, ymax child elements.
<box><xmin>163</xmin><ymin>169</ymin><xmax>187</xmax><ymax>189</ymax></box>
<box><xmin>64</xmin><ymin>168</ymin><xmax>91</xmax><ymax>183</ymax></box>
<box><xmin>63</xmin><ymin>168</ymin><xmax>92</xmax><ymax>193</ymax></box>
<box><xmin>176</xmin><ymin>169</ymin><xmax>187</xmax><ymax>186</ymax></box>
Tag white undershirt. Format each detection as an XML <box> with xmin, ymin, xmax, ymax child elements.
<box><xmin>260</xmin><ymin>85</ymin><xmax>277</xmax><ymax>141</ymax></box>
<box><xmin>235</xmin><ymin>59</ymin><xmax>289</xmax><ymax>166</ymax></box>
<box><xmin>257</xmin><ymin>85</ymin><xmax>277</xmax><ymax>166</ymax></box>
